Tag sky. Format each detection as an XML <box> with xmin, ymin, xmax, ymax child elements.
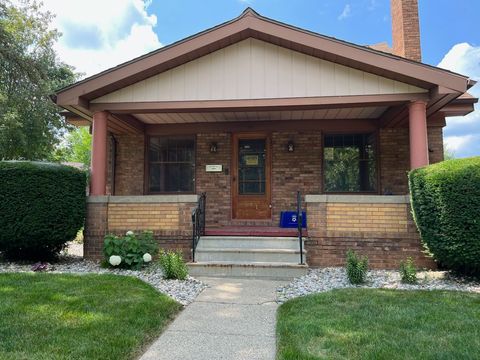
<box><xmin>39</xmin><ymin>0</ymin><xmax>480</xmax><ymax>158</ymax></box>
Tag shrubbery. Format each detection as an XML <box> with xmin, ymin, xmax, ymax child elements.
<box><xmin>158</xmin><ymin>250</ymin><xmax>188</xmax><ymax>280</ymax></box>
<box><xmin>409</xmin><ymin>157</ymin><xmax>480</xmax><ymax>275</ymax></box>
<box><xmin>0</xmin><ymin>161</ymin><xmax>86</xmax><ymax>260</ymax></box>
<box><xmin>399</xmin><ymin>257</ymin><xmax>417</xmax><ymax>284</ymax></box>
<box><xmin>103</xmin><ymin>231</ymin><xmax>157</xmax><ymax>269</ymax></box>
<box><xmin>346</xmin><ymin>250</ymin><xmax>368</xmax><ymax>284</ymax></box>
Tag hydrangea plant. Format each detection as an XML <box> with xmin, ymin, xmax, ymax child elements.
<box><xmin>103</xmin><ymin>231</ymin><xmax>158</xmax><ymax>269</ymax></box>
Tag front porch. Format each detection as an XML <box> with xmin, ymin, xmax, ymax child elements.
<box><xmin>56</xmin><ymin>9</ymin><xmax>476</xmax><ymax>273</ymax></box>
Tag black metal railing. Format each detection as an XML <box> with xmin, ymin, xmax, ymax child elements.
<box><xmin>191</xmin><ymin>192</ymin><xmax>206</xmax><ymax>262</ymax></box>
<box><xmin>297</xmin><ymin>191</ymin><xmax>305</xmax><ymax>265</ymax></box>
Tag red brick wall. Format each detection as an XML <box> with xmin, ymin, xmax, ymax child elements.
<box><xmin>391</xmin><ymin>0</ymin><xmax>422</xmax><ymax>62</ymax></box>
<box><xmin>196</xmin><ymin>133</ymin><xmax>232</xmax><ymax>227</ymax></box>
<box><xmin>379</xmin><ymin>128</ymin><xmax>410</xmax><ymax>194</ymax></box>
<box><xmin>84</xmin><ymin>200</ymin><xmax>194</xmax><ymax>261</ymax></box>
<box><xmin>114</xmin><ymin>133</ymin><xmax>145</xmax><ymax>195</ymax></box>
<box><xmin>306</xmin><ymin>201</ymin><xmax>435</xmax><ymax>269</ymax></box>
<box><xmin>271</xmin><ymin>131</ymin><xmax>322</xmax><ymax>221</ymax></box>
<box><xmin>428</xmin><ymin>126</ymin><xmax>444</xmax><ymax>164</ymax></box>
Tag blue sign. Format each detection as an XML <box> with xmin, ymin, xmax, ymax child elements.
<box><xmin>280</xmin><ymin>211</ymin><xmax>307</xmax><ymax>228</ymax></box>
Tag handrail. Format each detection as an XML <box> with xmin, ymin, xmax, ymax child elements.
<box><xmin>297</xmin><ymin>191</ymin><xmax>305</xmax><ymax>265</ymax></box>
<box><xmin>191</xmin><ymin>192</ymin><xmax>206</xmax><ymax>262</ymax></box>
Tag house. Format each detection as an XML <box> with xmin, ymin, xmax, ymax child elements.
<box><xmin>56</xmin><ymin>0</ymin><xmax>477</xmax><ymax>276</ymax></box>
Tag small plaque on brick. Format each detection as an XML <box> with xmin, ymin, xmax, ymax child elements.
<box><xmin>206</xmin><ymin>164</ymin><xmax>223</xmax><ymax>172</ymax></box>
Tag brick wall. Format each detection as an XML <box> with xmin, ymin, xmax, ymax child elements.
<box><xmin>196</xmin><ymin>133</ymin><xmax>232</xmax><ymax>227</ymax></box>
<box><xmin>114</xmin><ymin>133</ymin><xmax>145</xmax><ymax>195</ymax></box>
<box><xmin>84</xmin><ymin>202</ymin><xmax>108</xmax><ymax>259</ymax></box>
<box><xmin>428</xmin><ymin>126</ymin><xmax>444</xmax><ymax>164</ymax></box>
<box><xmin>379</xmin><ymin>127</ymin><xmax>410</xmax><ymax>194</ymax></box>
<box><xmin>84</xmin><ymin>199</ymin><xmax>195</xmax><ymax>260</ymax></box>
<box><xmin>272</xmin><ymin>131</ymin><xmax>322</xmax><ymax>221</ymax></box>
<box><xmin>326</xmin><ymin>203</ymin><xmax>408</xmax><ymax>233</ymax></box>
<box><xmin>391</xmin><ymin>0</ymin><xmax>422</xmax><ymax>62</ymax></box>
<box><xmin>108</xmin><ymin>203</ymin><xmax>191</xmax><ymax>232</ymax></box>
<box><xmin>306</xmin><ymin>199</ymin><xmax>435</xmax><ymax>269</ymax></box>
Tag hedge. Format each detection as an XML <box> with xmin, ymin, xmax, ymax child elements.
<box><xmin>0</xmin><ymin>161</ymin><xmax>86</xmax><ymax>260</ymax></box>
<box><xmin>408</xmin><ymin>157</ymin><xmax>480</xmax><ymax>275</ymax></box>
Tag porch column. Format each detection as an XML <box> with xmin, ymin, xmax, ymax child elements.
<box><xmin>90</xmin><ymin>111</ymin><xmax>108</xmax><ymax>195</ymax></box>
<box><xmin>408</xmin><ymin>100</ymin><xmax>429</xmax><ymax>169</ymax></box>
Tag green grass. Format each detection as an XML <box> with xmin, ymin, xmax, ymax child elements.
<box><xmin>277</xmin><ymin>289</ymin><xmax>480</xmax><ymax>360</ymax></box>
<box><xmin>0</xmin><ymin>273</ymin><xmax>182</xmax><ymax>360</ymax></box>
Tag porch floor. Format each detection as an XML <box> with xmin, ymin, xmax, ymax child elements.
<box><xmin>204</xmin><ymin>226</ymin><xmax>307</xmax><ymax>237</ymax></box>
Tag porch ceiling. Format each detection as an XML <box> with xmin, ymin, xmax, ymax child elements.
<box><xmin>131</xmin><ymin>106</ymin><xmax>388</xmax><ymax>124</ymax></box>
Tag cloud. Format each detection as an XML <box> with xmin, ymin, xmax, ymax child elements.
<box><xmin>338</xmin><ymin>4</ymin><xmax>351</xmax><ymax>20</ymax></box>
<box><xmin>438</xmin><ymin>43</ymin><xmax>480</xmax><ymax>158</ymax></box>
<box><xmin>40</xmin><ymin>0</ymin><xmax>162</xmax><ymax>77</ymax></box>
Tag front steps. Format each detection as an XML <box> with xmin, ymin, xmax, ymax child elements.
<box><xmin>188</xmin><ymin>236</ymin><xmax>308</xmax><ymax>280</ymax></box>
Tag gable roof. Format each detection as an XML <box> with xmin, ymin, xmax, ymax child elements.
<box><xmin>55</xmin><ymin>8</ymin><xmax>476</xmax><ymax>113</ymax></box>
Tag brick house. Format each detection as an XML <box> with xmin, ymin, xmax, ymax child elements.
<box><xmin>56</xmin><ymin>0</ymin><xmax>476</xmax><ymax>275</ymax></box>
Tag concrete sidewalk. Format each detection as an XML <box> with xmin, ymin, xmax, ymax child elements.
<box><xmin>140</xmin><ymin>277</ymin><xmax>285</xmax><ymax>360</ymax></box>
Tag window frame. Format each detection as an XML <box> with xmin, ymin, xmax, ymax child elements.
<box><xmin>321</xmin><ymin>131</ymin><xmax>380</xmax><ymax>195</ymax></box>
<box><xmin>144</xmin><ymin>135</ymin><xmax>196</xmax><ymax>195</ymax></box>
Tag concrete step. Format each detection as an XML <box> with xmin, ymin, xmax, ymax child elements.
<box><xmin>187</xmin><ymin>261</ymin><xmax>308</xmax><ymax>280</ymax></box>
<box><xmin>197</xmin><ymin>236</ymin><xmax>302</xmax><ymax>250</ymax></box>
<box><xmin>195</xmin><ymin>247</ymin><xmax>305</xmax><ymax>263</ymax></box>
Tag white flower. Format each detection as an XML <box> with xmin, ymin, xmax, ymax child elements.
<box><xmin>143</xmin><ymin>253</ymin><xmax>152</xmax><ymax>263</ymax></box>
<box><xmin>109</xmin><ymin>255</ymin><xmax>122</xmax><ymax>266</ymax></box>
<box><xmin>126</xmin><ymin>230</ymin><xmax>134</xmax><ymax>236</ymax></box>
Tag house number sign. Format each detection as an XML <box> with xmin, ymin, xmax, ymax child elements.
<box><xmin>206</xmin><ymin>164</ymin><xmax>223</xmax><ymax>172</ymax></box>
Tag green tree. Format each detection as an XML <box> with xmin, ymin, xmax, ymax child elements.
<box><xmin>444</xmin><ymin>147</ymin><xmax>456</xmax><ymax>160</ymax></box>
<box><xmin>0</xmin><ymin>0</ymin><xmax>77</xmax><ymax>160</ymax></box>
<box><xmin>56</xmin><ymin>127</ymin><xmax>92</xmax><ymax>167</ymax></box>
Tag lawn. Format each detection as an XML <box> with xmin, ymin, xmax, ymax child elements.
<box><xmin>277</xmin><ymin>289</ymin><xmax>480</xmax><ymax>360</ymax></box>
<box><xmin>0</xmin><ymin>273</ymin><xmax>182</xmax><ymax>360</ymax></box>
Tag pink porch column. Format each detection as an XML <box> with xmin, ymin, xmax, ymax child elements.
<box><xmin>408</xmin><ymin>100</ymin><xmax>429</xmax><ymax>169</ymax></box>
<box><xmin>90</xmin><ymin>111</ymin><xmax>108</xmax><ymax>195</ymax></box>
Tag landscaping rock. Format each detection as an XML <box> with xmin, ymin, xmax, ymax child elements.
<box><xmin>276</xmin><ymin>267</ymin><xmax>480</xmax><ymax>303</ymax></box>
<box><xmin>0</xmin><ymin>256</ymin><xmax>206</xmax><ymax>306</ymax></box>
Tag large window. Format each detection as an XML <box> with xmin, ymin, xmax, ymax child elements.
<box><xmin>323</xmin><ymin>133</ymin><xmax>377</xmax><ymax>193</ymax></box>
<box><xmin>148</xmin><ymin>137</ymin><xmax>195</xmax><ymax>193</ymax></box>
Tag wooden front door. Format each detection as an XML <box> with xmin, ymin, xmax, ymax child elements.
<box><xmin>232</xmin><ymin>133</ymin><xmax>271</xmax><ymax>219</ymax></box>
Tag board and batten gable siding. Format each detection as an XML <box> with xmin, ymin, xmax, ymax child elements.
<box><xmin>91</xmin><ymin>38</ymin><xmax>427</xmax><ymax>104</ymax></box>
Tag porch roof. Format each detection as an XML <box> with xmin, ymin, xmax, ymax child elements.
<box><xmin>55</xmin><ymin>8</ymin><xmax>477</xmax><ymax>129</ymax></box>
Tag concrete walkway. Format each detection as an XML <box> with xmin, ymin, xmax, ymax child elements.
<box><xmin>140</xmin><ymin>277</ymin><xmax>285</xmax><ymax>360</ymax></box>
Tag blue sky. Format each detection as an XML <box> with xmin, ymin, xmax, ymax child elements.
<box><xmin>41</xmin><ymin>0</ymin><xmax>480</xmax><ymax>158</ymax></box>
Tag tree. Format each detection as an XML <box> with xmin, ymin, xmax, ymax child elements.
<box><xmin>0</xmin><ymin>0</ymin><xmax>77</xmax><ymax>160</ymax></box>
<box><xmin>53</xmin><ymin>127</ymin><xmax>92</xmax><ymax>167</ymax></box>
<box><xmin>444</xmin><ymin>147</ymin><xmax>456</xmax><ymax>160</ymax></box>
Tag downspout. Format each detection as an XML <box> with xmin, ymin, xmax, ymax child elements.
<box><xmin>110</xmin><ymin>134</ymin><xmax>117</xmax><ymax>195</ymax></box>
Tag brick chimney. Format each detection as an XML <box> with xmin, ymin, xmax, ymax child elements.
<box><xmin>391</xmin><ymin>0</ymin><xmax>422</xmax><ymax>62</ymax></box>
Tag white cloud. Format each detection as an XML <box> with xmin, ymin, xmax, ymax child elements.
<box><xmin>338</xmin><ymin>4</ymin><xmax>351</xmax><ymax>20</ymax></box>
<box><xmin>444</xmin><ymin>135</ymin><xmax>476</xmax><ymax>153</ymax></box>
<box><xmin>438</xmin><ymin>43</ymin><xmax>480</xmax><ymax>158</ymax></box>
<box><xmin>40</xmin><ymin>0</ymin><xmax>162</xmax><ymax>77</ymax></box>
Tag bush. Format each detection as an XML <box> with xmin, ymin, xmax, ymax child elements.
<box><xmin>158</xmin><ymin>250</ymin><xmax>188</xmax><ymax>280</ymax></box>
<box><xmin>409</xmin><ymin>157</ymin><xmax>480</xmax><ymax>275</ymax></box>
<box><xmin>399</xmin><ymin>257</ymin><xmax>417</xmax><ymax>284</ymax></box>
<box><xmin>346</xmin><ymin>250</ymin><xmax>368</xmax><ymax>284</ymax></box>
<box><xmin>103</xmin><ymin>231</ymin><xmax>158</xmax><ymax>269</ymax></box>
<box><xmin>0</xmin><ymin>161</ymin><xmax>86</xmax><ymax>260</ymax></box>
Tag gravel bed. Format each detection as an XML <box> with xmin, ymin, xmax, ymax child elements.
<box><xmin>0</xmin><ymin>257</ymin><xmax>206</xmax><ymax>306</ymax></box>
<box><xmin>277</xmin><ymin>267</ymin><xmax>480</xmax><ymax>303</ymax></box>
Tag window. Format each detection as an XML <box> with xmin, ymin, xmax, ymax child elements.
<box><xmin>323</xmin><ymin>133</ymin><xmax>377</xmax><ymax>192</ymax></box>
<box><xmin>147</xmin><ymin>137</ymin><xmax>195</xmax><ymax>193</ymax></box>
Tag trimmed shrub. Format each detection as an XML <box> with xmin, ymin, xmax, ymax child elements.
<box><xmin>103</xmin><ymin>231</ymin><xmax>158</xmax><ymax>269</ymax></box>
<box><xmin>346</xmin><ymin>249</ymin><xmax>368</xmax><ymax>284</ymax></box>
<box><xmin>399</xmin><ymin>257</ymin><xmax>417</xmax><ymax>284</ymax></box>
<box><xmin>0</xmin><ymin>161</ymin><xmax>86</xmax><ymax>260</ymax></box>
<box><xmin>158</xmin><ymin>250</ymin><xmax>188</xmax><ymax>280</ymax></box>
<box><xmin>408</xmin><ymin>157</ymin><xmax>480</xmax><ymax>275</ymax></box>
